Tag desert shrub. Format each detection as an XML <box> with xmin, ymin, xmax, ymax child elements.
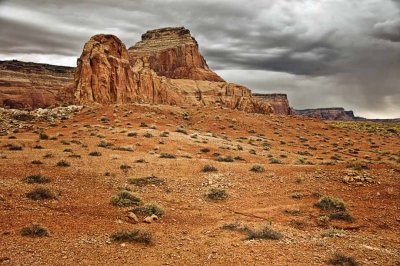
<box><xmin>98</xmin><ymin>140</ymin><xmax>113</xmax><ymax>148</ymax></box>
<box><xmin>33</xmin><ymin>145</ymin><xmax>44</xmax><ymax>149</ymax></box>
<box><xmin>139</xmin><ymin>122</ymin><xmax>148</xmax><ymax>127</ymax></box>
<box><xmin>315</xmin><ymin>196</ymin><xmax>346</xmax><ymax>211</ymax></box>
<box><xmin>8</xmin><ymin>144</ymin><xmax>22</xmax><ymax>151</ymax></box>
<box><xmin>56</xmin><ymin>160</ymin><xmax>70</xmax><ymax>167</ymax></box>
<box><xmin>110</xmin><ymin>190</ymin><xmax>141</xmax><ymax>207</ymax></box>
<box><xmin>200</xmin><ymin>147</ymin><xmax>210</xmax><ymax>153</ymax></box>
<box><xmin>269</xmin><ymin>157</ymin><xmax>282</xmax><ymax>164</ymax></box>
<box><xmin>347</xmin><ymin>161</ymin><xmax>369</xmax><ymax>171</ymax></box>
<box><xmin>329</xmin><ymin>212</ymin><xmax>353</xmax><ymax>222</ymax></box>
<box><xmin>202</xmin><ymin>165</ymin><xmax>217</xmax><ymax>172</ymax></box>
<box><xmin>63</xmin><ymin>148</ymin><xmax>73</xmax><ymax>153</ymax></box>
<box><xmin>217</xmin><ymin>156</ymin><xmax>234</xmax><ymax>162</ymax></box>
<box><xmin>115</xmin><ymin>146</ymin><xmax>134</xmax><ymax>152</ymax></box>
<box><xmin>143</xmin><ymin>132</ymin><xmax>153</xmax><ymax>138</ymax></box>
<box><xmin>160</xmin><ymin>131</ymin><xmax>169</xmax><ymax>137</ymax></box>
<box><xmin>20</xmin><ymin>224</ymin><xmax>49</xmax><ymax>237</ymax></box>
<box><xmin>159</xmin><ymin>153</ymin><xmax>176</xmax><ymax>159</ymax></box>
<box><xmin>132</xmin><ymin>203</ymin><xmax>165</xmax><ymax>217</ymax></box>
<box><xmin>207</xmin><ymin>188</ymin><xmax>228</xmax><ymax>200</ymax></box>
<box><xmin>329</xmin><ymin>253</ymin><xmax>358</xmax><ymax>266</ymax></box>
<box><xmin>23</xmin><ymin>174</ymin><xmax>50</xmax><ymax>184</ymax></box>
<box><xmin>321</xmin><ymin>229</ymin><xmax>346</xmax><ymax>238</ymax></box>
<box><xmin>26</xmin><ymin>187</ymin><xmax>56</xmax><ymax>200</ymax></box>
<box><xmin>128</xmin><ymin>176</ymin><xmax>164</xmax><ymax>186</ymax></box>
<box><xmin>110</xmin><ymin>229</ymin><xmax>153</xmax><ymax>245</ymax></box>
<box><xmin>31</xmin><ymin>160</ymin><xmax>43</xmax><ymax>165</ymax></box>
<box><xmin>127</xmin><ymin>131</ymin><xmax>137</xmax><ymax>137</ymax></box>
<box><xmin>39</xmin><ymin>133</ymin><xmax>49</xmax><ymax>140</ymax></box>
<box><xmin>89</xmin><ymin>151</ymin><xmax>102</xmax><ymax>156</ymax></box>
<box><xmin>245</xmin><ymin>225</ymin><xmax>283</xmax><ymax>240</ymax></box>
<box><xmin>291</xmin><ymin>192</ymin><xmax>303</xmax><ymax>199</ymax></box>
<box><xmin>250</xmin><ymin>164</ymin><xmax>265</xmax><ymax>172</ymax></box>
<box><xmin>175</xmin><ymin>127</ymin><xmax>188</xmax><ymax>135</ymax></box>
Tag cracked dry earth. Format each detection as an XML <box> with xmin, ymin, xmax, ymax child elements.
<box><xmin>0</xmin><ymin>104</ymin><xmax>399</xmax><ymax>265</ymax></box>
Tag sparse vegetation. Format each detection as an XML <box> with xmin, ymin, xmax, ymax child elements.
<box><xmin>23</xmin><ymin>174</ymin><xmax>50</xmax><ymax>184</ymax></box>
<box><xmin>128</xmin><ymin>176</ymin><xmax>164</xmax><ymax>186</ymax></box>
<box><xmin>110</xmin><ymin>229</ymin><xmax>153</xmax><ymax>245</ymax></box>
<box><xmin>8</xmin><ymin>144</ymin><xmax>22</xmax><ymax>151</ymax></box>
<box><xmin>250</xmin><ymin>164</ymin><xmax>265</xmax><ymax>172</ymax></box>
<box><xmin>315</xmin><ymin>196</ymin><xmax>346</xmax><ymax>211</ymax></box>
<box><xmin>89</xmin><ymin>151</ymin><xmax>102</xmax><ymax>156</ymax></box>
<box><xmin>217</xmin><ymin>156</ymin><xmax>234</xmax><ymax>162</ymax></box>
<box><xmin>110</xmin><ymin>190</ymin><xmax>141</xmax><ymax>207</ymax></box>
<box><xmin>329</xmin><ymin>253</ymin><xmax>358</xmax><ymax>266</ymax></box>
<box><xmin>26</xmin><ymin>187</ymin><xmax>56</xmax><ymax>200</ymax></box>
<box><xmin>56</xmin><ymin>160</ymin><xmax>70</xmax><ymax>167</ymax></box>
<box><xmin>207</xmin><ymin>188</ymin><xmax>228</xmax><ymax>200</ymax></box>
<box><xmin>160</xmin><ymin>153</ymin><xmax>176</xmax><ymax>159</ymax></box>
<box><xmin>245</xmin><ymin>224</ymin><xmax>283</xmax><ymax>240</ymax></box>
<box><xmin>39</xmin><ymin>132</ymin><xmax>49</xmax><ymax>140</ymax></box>
<box><xmin>132</xmin><ymin>203</ymin><xmax>165</xmax><ymax>217</ymax></box>
<box><xmin>202</xmin><ymin>165</ymin><xmax>218</xmax><ymax>172</ymax></box>
<box><xmin>20</xmin><ymin>224</ymin><xmax>49</xmax><ymax>237</ymax></box>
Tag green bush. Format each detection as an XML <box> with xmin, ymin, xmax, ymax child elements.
<box><xmin>110</xmin><ymin>229</ymin><xmax>153</xmax><ymax>245</ymax></box>
<box><xmin>245</xmin><ymin>225</ymin><xmax>283</xmax><ymax>240</ymax></box>
<box><xmin>207</xmin><ymin>188</ymin><xmax>228</xmax><ymax>200</ymax></box>
<box><xmin>132</xmin><ymin>203</ymin><xmax>165</xmax><ymax>217</ymax></box>
<box><xmin>110</xmin><ymin>190</ymin><xmax>141</xmax><ymax>207</ymax></box>
<box><xmin>315</xmin><ymin>196</ymin><xmax>346</xmax><ymax>211</ymax></box>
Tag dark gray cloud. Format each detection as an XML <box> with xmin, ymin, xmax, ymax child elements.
<box><xmin>0</xmin><ymin>0</ymin><xmax>399</xmax><ymax>118</ymax></box>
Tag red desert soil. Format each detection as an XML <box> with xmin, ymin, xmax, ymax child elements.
<box><xmin>0</xmin><ymin>104</ymin><xmax>399</xmax><ymax>265</ymax></box>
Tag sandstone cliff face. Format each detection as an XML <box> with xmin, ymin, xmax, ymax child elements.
<box><xmin>128</xmin><ymin>27</ymin><xmax>224</xmax><ymax>82</ymax></box>
<box><xmin>74</xmin><ymin>34</ymin><xmax>140</xmax><ymax>104</ymax></box>
<box><xmin>293</xmin><ymin>108</ymin><xmax>356</xmax><ymax>120</ymax></box>
<box><xmin>252</xmin><ymin>93</ymin><xmax>291</xmax><ymax>115</ymax></box>
<box><xmin>0</xmin><ymin>60</ymin><xmax>74</xmax><ymax>109</ymax></box>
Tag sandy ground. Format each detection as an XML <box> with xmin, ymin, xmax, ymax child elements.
<box><xmin>0</xmin><ymin>104</ymin><xmax>399</xmax><ymax>265</ymax></box>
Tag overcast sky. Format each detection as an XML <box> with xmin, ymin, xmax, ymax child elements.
<box><xmin>1</xmin><ymin>0</ymin><xmax>399</xmax><ymax>118</ymax></box>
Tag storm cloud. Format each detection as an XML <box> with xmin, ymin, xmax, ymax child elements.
<box><xmin>0</xmin><ymin>0</ymin><xmax>399</xmax><ymax>118</ymax></box>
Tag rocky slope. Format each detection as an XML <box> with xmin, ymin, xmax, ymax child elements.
<box><xmin>253</xmin><ymin>93</ymin><xmax>291</xmax><ymax>115</ymax></box>
<box><xmin>128</xmin><ymin>27</ymin><xmax>224</xmax><ymax>82</ymax></box>
<box><xmin>0</xmin><ymin>60</ymin><xmax>74</xmax><ymax>109</ymax></box>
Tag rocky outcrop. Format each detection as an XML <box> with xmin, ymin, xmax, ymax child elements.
<box><xmin>293</xmin><ymin>108</ymin><xmax>356</xmax><ymax>120</ymax></box>
<box><xmin>74</xmin><ymin>34</ymin><xmax>140</xmax><ymax>104</ymax></box>
<box><xmin>252</xmin><ymin>93</ymin><xmax>291</xmax><ymax>115</ymax></box>
<box><xmin>0</xmin><ymin>60</ymin><xmax>74</xmax><ymax>109</ymax></box>
<box><xmin>74</xmin><ymin>31</ymin><xmax>272</xmax><ymax>114</ymax></box>
<box><xmin>128</xmin><ymin>27</ymin><xmax>224</xmax><ymax>82</ymax></box>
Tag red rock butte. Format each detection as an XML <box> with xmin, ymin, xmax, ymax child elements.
<box><xmin>128</xmin><ymin>27</ymin><xmax>225</xmax><ymax>82</ymax></box>
<box><xmin>73</xmin><ymin>27</ymin><xmax>275</xmax><ymax>114</ymax></box>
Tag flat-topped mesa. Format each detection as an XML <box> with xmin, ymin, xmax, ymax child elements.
<box><xmin>74</xmin><ymin>34</ymin><xmax>139</xmax><ymax>104</ymax></box>
<box><xmin>293</xmin><ymin>107</ymin><xmax>356</xmax><ymax>120</ymax></box>
<box><xmin>0</xmin><ymin>60</ymin><xmax>74</xmax><ymax>109</ymax></box>
<box><xmin>252</xmin><ymin>93</ymin><xmax>291</xmax><ymax>115</ymax></box>
<box><xmin>128</xmin><ymin>27</ymin><xmax>225</xmax><ymax>82</ymax></box>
